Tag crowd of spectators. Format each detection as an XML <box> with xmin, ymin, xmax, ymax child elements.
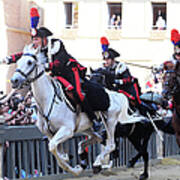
<box><xmin>0</xmin><ymin>90</ymin><xmax>37</xmax><ymax>126</ymax></box>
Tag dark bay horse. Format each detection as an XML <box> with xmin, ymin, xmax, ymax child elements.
<box><xmin>86</xmin><ymin>68</ymin><xmax>174</xmax><ymax>180</ymax></box>
<box><xmin>162</xmin><ymin>62</ymin><xmax>180</xmax><ymax>146</ymax></box>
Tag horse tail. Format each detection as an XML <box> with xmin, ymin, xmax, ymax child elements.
<box><xmin>117</xmin><ymin>93</ymin><xmax>132</xmax><ymax>124</ymax></box>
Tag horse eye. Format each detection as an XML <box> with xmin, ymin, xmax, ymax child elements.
<box><xmin>27</xmin><ymin>60</ymin><xmax>32</xmax><ymax>66</ymax></box>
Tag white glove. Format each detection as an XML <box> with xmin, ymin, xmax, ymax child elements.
<box><xmin>115</xmin><ymin>79</ymin><xmax>123</xmax><ymax>85</ymax></box>
<box><xmin>152</xmin><ymin>64</ymin><xmax>163</xmax><ymax>73</ymax></box>
<box><xmin>44</xmin><ymin>63</ymin><xmax>50</xmax><ymax>71</ymax></box>
<box><xmin>2</xmin><ymin>56</ymin><xmax>12</xmax><ymax>64</ymax></box>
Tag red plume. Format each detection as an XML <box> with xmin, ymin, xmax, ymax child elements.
<box><xmin>100</xmin><ymin>37</ymin><xmax>109</xmax><ymax>45</ymax></box>
<box><xmin>30</xmin><ymin>7</ymin><xmax>40</xmax><ymax>29</ymax></box>
<box><xmin>171</xmin><ymin>29</ymin><xmax>180</xmax><ymax>44</ymax></box>
<box><xmin>30</xmin><ymin>7</ymin><xmax>40</xmax><ymax>18</ymax></box>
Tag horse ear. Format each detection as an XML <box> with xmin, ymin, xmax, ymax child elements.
<box><xmin>90</xmin><ymin>67</ymin><xmax>94</xmax><ymax>73</ymax></box>
<box><xmin>23</xmin><ymin>44</ymin><xmax>30</xmax><ymax>53</ymax></box>
<box><xmin>34</xmin><ymin>46</ymin><xmax>41</xmax><ymax>55</ymax></box>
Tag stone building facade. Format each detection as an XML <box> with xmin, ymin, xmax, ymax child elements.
<box><xmin>0</xmin><ymin>0</ymin><xmax>39</xmax><ymax>93</ymax></box>
<box><xmin>1</xmin><ymin>0</ymin><xmax>180</xmax><ymax>92</ymax></box>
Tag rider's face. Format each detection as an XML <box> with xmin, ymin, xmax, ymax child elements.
<box><xmin>175</xmin><ymin>54</ymin><xmax>180</xmax><ymax>61</ymax></box>
<box><xmin>32</xmin><ymin>37</ymin><xmax>42</xmax><ymax>49</ymax></box>
<box><xmin>104</xmin><ymin>58</ymin><xmax>114</xmax><ymax>67</ymax></box>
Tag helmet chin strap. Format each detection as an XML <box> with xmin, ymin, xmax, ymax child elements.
<box><xmin>40</xmin><ymin>38</ymin><xmax>48</xmax><ymax>53</ymax></box>
<box><xmin>40</xmin><ymin>37</ymin><xmax>52</xmax><ymax>63</ymax></box>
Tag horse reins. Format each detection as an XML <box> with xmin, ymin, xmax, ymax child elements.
<box><xmin>16</xmin><ymin>53</ymin><xmax>57</xmax><ymax>135</ymax></box>
<box><xmin>15</xmin><ymin>53</ymin><xmax>45</xmax><ymax>84</ymax></box>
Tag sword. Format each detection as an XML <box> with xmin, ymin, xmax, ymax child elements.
<box><xmin>147</xmin><ymin>112</ymin><xmax>164</xmax><ymax>142</ymax></box>
<box><xmin>121</xmin><ymin>61</ymin><xmax>153</xmax><ymax>70</ymax></box>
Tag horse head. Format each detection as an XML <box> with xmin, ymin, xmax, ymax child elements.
<box><xmin>162</xmin><ymin>69</ymin><xmax>178</xmax><ymax>100</ymax></box>
<box><xmin>89</xmin><ymin>68</ymin><xmax>107</xmax><ymax>87</ymax></box>
<box><xmin>11</xmin><ymin>44</ymin><xmax>47</xmax><ymax>89</ymax></box>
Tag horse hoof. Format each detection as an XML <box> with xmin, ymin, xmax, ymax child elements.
<box><xmin>92</xmin><ymin>165</ymin><xmax>102</xmax><ymax>174</ymax></box>
<box><xmin>79</xmin><ymin>151</ymin><xmax>88</xmax><ymax>169</ymax></box>
<box><xmin>80</xmin><ymin>159</ymin><xmax>88</xmax><ymax>169</ymax></box>
<box><xmin>127</xmin><ymin>161</ymin><xmax>134</xmax><ymax>168</ymax></box>
<box><xmin>73</xmin><ymin>165</ymin><xmax>83</xmax><ymax>176</ymax></box>
<box><xmin>139</xmin><ymin>173</ymin><xmax>149</xmax><ymax>180</ymax></box>
<box><xmin>102</xmin><ymin>160</ymin><xmax>113</xmax><ymax>169</ymax></box>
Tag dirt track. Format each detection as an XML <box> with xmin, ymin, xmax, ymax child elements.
<box><xmin>64</xmin><ymin>157</ymin><xmax>180</xmax><ymax>180</ymax></box>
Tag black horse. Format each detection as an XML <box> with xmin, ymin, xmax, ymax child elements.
<box><xmin>162</xmin><ymin>62</ymin><xmax>180</xmax><ymax>147</ymax></box>
<box><xmin>82</xmin><ymin>68</ymin><xmax>175</xmax><ymax>180</ymax></box>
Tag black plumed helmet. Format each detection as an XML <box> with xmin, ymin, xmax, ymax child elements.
<box><xmin>31</xmin><ymin>27</ymin><xmax>53</xmax><ymax>38</ymax></box>
<box><xmin>103</xmin><ymin>48</ymin><xmax>120</xmax><ymax>60</ymax></box>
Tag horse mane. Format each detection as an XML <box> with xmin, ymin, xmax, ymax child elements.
<box><xmin>23</xmin><ymin>44</ymin><xmax>47</xmax><ymax>64</ymax></box>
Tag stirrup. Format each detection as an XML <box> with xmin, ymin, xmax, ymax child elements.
<box><xmin>93</xmin><ymin>132</ymin><xmax>103</xmax><ymax>142</ymax></box>
<box><xmin>93</xmin><ymin>120</ymin><xmax>101</xmax><ymax>132</ymax></box>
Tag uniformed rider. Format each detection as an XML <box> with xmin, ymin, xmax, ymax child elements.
<box><xmin>3</xmin><ymin>27</ymin><xmax>102</xmax><ymax>133</ymax></box>
<box><xmin>98</xmin><ymin>36</ymin><xmax>157</xmax><ymax>116</ymax></box>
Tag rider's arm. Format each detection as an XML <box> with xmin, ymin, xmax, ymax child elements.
<box><xmin>114</xmin><ymin>62</ymin><xmax>134</xmax><ymax>85</ymax></box>
<box><xmin>3</xmin><ymin>52</ymin><xmax>23</xmax><ymax>64</ymax></box>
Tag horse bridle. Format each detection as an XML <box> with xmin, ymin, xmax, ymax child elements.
<box><xmin>164</xmin><ymin>69</ymin><xmax>180</xmax><ymax>96</ymax></box>
<box><xmin>16</xmin><ymin>53</ymin><xmax>59</xmax><ymax>135</ymax></box>
<box><xmin>15</xmin><ymin>53</ymin><xmax>45</xmax><ymax>85</ymax></box>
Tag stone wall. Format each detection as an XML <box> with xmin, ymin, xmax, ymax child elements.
<box><xmin>2</xmin><ymin>0</ymin><xmax>40</xmax><ymax>93</ymax></box>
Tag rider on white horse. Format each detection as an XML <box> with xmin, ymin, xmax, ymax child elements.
<box><xmin>3</xmin><ymin>6</ymin><xmax>103</xmax><ymax>135</ymax></box>
<box><xmin>3</xmin><ymin>27</ymin><xmax>103</xmax><ymax>135</ymax></box>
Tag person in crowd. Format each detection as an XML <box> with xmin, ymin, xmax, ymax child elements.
<box><xmin>115</xmin><ymin>15</ymin><xmax>121</xmax><ymax>29</ymax></box>
<box><xmin>2</xmin><ymin>7</ymin><xmax>101</xmax><ymax>133</ymax></box>
<box><xmin>1</xmin><ymin>92</ymin><xmax>36</xmax><ymax>125</ymax></box>
<box><xmin>110</xmin><ymin>14</ymin><xmax>116</xmax><ymax>28</ymax></box>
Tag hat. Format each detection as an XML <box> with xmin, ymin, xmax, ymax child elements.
<box><xmin>31</xmin><ymin>27</ymin><xmax>53</xmax><ymax>38</ymax></box>
<box><xmin>103</xmin><ymin>48</ymin><xmax>120</xmax><ymax>60</ymax></box>
<box><xmin>171</xmin><ymin>29</ymin><xmax>180</xmax><ymax>54</ymax></box>
<box><xmin>30</xmin><ymin>7</ymin><xmax>53</xmax><ymax>38</ymax></box>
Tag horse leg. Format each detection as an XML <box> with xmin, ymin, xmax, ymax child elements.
<box><xmin>78</xmin><ymin>129</ymin><xmax>101</xmax><ymax>169</ymax></box>
<box><xmin>127</xmin><ymin>151</ymin><xmax>141</xmax><ymax>168</ymax></box>
<box><xmin>56</xmin><ymin>143</ymin><xmax>70</xmax><ymax>162</ymax></box>
<box><xmin>93</xmin><ymin>118</ymin><xmax>116</xmax><ymax>169</ymax></box>
<box><xmin>128</xmin><ymin>137</ymin><xmax>143</xmax><ymax>168</ymax></box>
<box><xmin>51</xmin><ymin>147</ymin><xmax>83</xmax><ymax>176</ymax></box>
<box><xmin>128</xmin><ymin>135</ymin><xmax>150</xmax><ymax>180</ymax></box>
<box><xmin>139</xmin><ymin>137</ymin><xmax>151</xmax><ymax>180</ymax></box>
<box><xmin>139</xmin><ymin>149</ymin><xmax>149</xmax><ymax>180</ymax></box>
<box><xmin>48</xmin><ymin>126</ymin><xmax>83</xmax><ymax>176</ymax></box>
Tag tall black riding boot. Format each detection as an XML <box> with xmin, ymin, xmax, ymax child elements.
<box><xmin>81</xmin><ymin>97</ymin><xmax>101</xmax><ymax>132</ymax></box>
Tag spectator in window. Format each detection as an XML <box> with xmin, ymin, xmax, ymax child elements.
<box><xmin>155</xmin><ymin>15</ymin><xmax>166</xmax><ymax>30</ymax></box>
<box><xmin>110</xmin><ymin>14</ymin><xmax>116</xmax><ymax>28</ymax></box>
<box><xmin>115</xmin><ymin>15</ymin><xmax>121</xmax><ymax>29</ymax></box>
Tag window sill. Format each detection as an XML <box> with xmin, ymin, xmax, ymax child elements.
<box><xmin>149</xmin><ymin>30</ymin><xmax>167</xmax><ymax>40</ymax></box>
<box><xmin>105</xmin><ymin>29</ymin><xmax>122</xmax><ymax>40</ymax></box>
<box><xmin>61</xmin><ymin>28</ymin><xmax>78</xmax><ymax>39</ymax></box>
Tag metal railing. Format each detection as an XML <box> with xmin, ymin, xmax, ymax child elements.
<box><xmin>0</xmin><ymin>125</ymin><xmax>179</xmax><ymax>179</ymax></box>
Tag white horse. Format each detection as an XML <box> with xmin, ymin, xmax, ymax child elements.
<box><xmin>10</xmin><ymin>45</ymin><xmax>142</xmax><ymax>176</ymax></box>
